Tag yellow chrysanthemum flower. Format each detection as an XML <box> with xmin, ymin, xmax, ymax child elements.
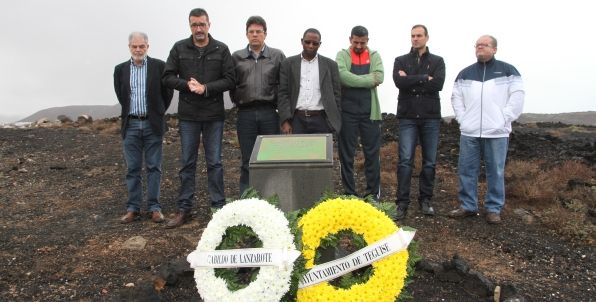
<box><xmin>297</xmin><ymin>198</ymin><xmax>409</xmax><ymax>302</ymax></box>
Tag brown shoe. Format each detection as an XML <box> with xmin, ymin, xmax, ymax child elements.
<box><xmin>120</xmin><ymin>211</ymin><xmax>140</xmax><ymax>224</ymax></box>
<box><xmin>448</xmin><ymin>207</ymin><xmax>478</xmax><ymax>218</ymax></box>
<box><xmin>165</xmin><ymin>211</ymin><xmax>190</xmax><ymax>229</ymax></box>
<box><xmin>151</xmin><ymin>210</ymin><xmax>165</xmax><ymax>223</ymax></box>
<box><xmin>486</xmin><ymin>212</ymin><xmax>502</xmax><ymax>224</ymax></box>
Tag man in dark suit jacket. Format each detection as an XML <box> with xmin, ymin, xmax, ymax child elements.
<box><xmin>113</xmin><ymin>32</ymin><xmax>173</xmax><ymax>224</ymax></box>
<box><xmin>278</xmin><ymin>28</ymin><xmax>341</xmax><ymax>134</ymax></box>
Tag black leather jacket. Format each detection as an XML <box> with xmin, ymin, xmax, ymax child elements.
<box><xmin>163</xmin><ymin>35</ymin><xmax>235</xmax><ymax>121</ymax></box>
<box><xmin>230</xmin><ymin>45</ymin><xmax>286</xmax><ymax>107</ymax></box>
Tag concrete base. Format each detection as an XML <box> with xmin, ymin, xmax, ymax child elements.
<box><xmin>249</xmin><ymin>164</ymin><xmax>333</xmax><ymax>212</ymax></box>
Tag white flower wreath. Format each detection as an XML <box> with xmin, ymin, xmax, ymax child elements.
<box><xmin>189</xmin><ymin>198</ymin><xmax>297</xmax><ymax>302</ymax></box>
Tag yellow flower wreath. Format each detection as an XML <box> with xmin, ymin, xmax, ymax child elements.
<box><xmin>297</xmin><ymin>198</ymin><xmax>409</xmax><ymax>302</ymax></box>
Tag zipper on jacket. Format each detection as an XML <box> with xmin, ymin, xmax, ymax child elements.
<box><xmin>480</xmin><ymin>62</ymin><xmax>486</xmax><ymax>138</ymax></box>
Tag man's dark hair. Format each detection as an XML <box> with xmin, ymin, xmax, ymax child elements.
<box><xmin>246</xmin><ymin>16</ymin><xmax>267</xmax><ymax>33</ymax></box>
<box><xmin>412</xmin><ymin>24</ymin><xmax>428</xmax><ymax>36</ymax></box>
<box><xmin>189</xmin><ymin>8</ymin><xmax>209</xmax><ymax>21</ymax></box>
<box><xmin>351</xmin><ymin>25</ymin><xmax>368</xmax><ymax>37</ymax></box>
<box><xmin>302</xmin><ymin>28</ymin><xmax>321</xmax><ymax>40</ymax></box>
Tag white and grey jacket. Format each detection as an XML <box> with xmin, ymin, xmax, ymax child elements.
<box><xmin>451</xmin><ymin>58</ymin><xmax>524</xmax><ymax>138</ymax></box>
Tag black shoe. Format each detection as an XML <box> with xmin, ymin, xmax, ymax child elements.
<box><xmin>395</xmin><ymin>205</ymin><xmax>408</xmax><ymax>220</ymax></box>
<box><xmin>420</xmin><ymin>199</ymin><xmax>436</xmax><ymax>216</ymax></box>
<box><xmin>211</xmin><ymin>200</ymin><xmax>225</xmax><ymax>209</ymax></box>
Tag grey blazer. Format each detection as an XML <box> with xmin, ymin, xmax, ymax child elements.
<box><xmin>278</xmin><ymin>54</ymin><xmax>342</xmax><ymax>133</ymax></box>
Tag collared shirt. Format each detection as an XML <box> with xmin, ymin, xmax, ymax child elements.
<box><xmin>129</xmin><ymin>56</ymin><xmax>147</xmax><ymax>116</ymax></box>
<box><xmin>296</xmin><ymin>54</ymin><xmax>323</xmax><ymax>110</ymax></box>
<box><xmin>248</xmin><ymin>45</ymin><xmax>266</xmax><ymax>60</ymax></box>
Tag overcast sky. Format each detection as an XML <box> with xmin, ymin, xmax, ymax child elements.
<box><xmin>1</xmin><ymin>0</ymin><xmax>594</xmax><ymax>122</ymax></box>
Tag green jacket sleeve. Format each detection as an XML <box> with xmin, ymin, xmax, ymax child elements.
<box><xmin>370</xmin><ymin>51</ymin><xmax>384</xmax><ymax>85</ymax></box>
<box><xmin>336</xmin><ymin>49</ymin><xmax>382</xmax><ymax>88</ymax></box>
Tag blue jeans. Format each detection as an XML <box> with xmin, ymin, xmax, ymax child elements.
<box><xmin>339</xmin><ymin>112</ymin><xmax>381</xmax><ymax>198</ymax></box>
<box><xmin>457</xmin><ymin>135</ymin><xmax>509</xmax><ymax>213</ymax></box>
<box><xmin>123</xmin><ymin>119</ymin><xmax>163</xmax><ymax>212</ymax></box>
<box><xmin>236</xmin><ymin>106</ymin><xmax>279</xmax><ymax>195</ymax></box>
<box><xmin>177</xmin><ymin>120</ymin><xmax>225</xmax><ymax>211</ymax></box>
<box><xmin>397</xmin><ymin>119</ymin><xmax>440</xmax><ymax>206</ymax></box>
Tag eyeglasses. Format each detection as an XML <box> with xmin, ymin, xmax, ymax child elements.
<box><xmin>474</xmin><ymin>43</ymin><xmax>492</xmax><ymax>48</ymax></box>
<box><xmin>190</xmin><ymin>22</ymin><xmax>208</xmax><ymax>28</ymax></box>
<box><xmin>302</xmin><ymin>40</ymin><xmax>321</xmax><ymax>46</ymax></box>
<box><xmin>248</xmin><ymin>29</ymin><xmax>265</xmax><ymax>35</ymax></box>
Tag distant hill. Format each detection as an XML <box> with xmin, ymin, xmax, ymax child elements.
<box><xmin>19</xmin><ymin>100</ymin><xmax>595</xmax><ymax>126</ymax></box>
<box><xmin>516</xmin><ymin>111</ymin><xmax>596</xmax><ymax>126</ymax></box>
<box><xmin>19</xmin><ymin>104</ymin><xmax>123</xmax><ymax>123</ymax></box>
<box><xmin>19</xmin><ymin>92</ymin><xmax>235</xmax><ymax>122</ymax></box>
<box><xmin>442</xmin><ymin>111</ymin><xmax>596</xmax><ymax>127</ymax></box>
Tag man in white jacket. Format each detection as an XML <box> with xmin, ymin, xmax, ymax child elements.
<box><xmin>449</xmin><ymin>35</ymin><xmax>524</xmax><ymax>224</ymax></box>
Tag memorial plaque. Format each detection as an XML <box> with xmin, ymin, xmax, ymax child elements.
<box><xmin>254</xmin><ymin>135</ymin><xmax>329</xmax><ymax>162</ymax></box>
<box><xmin>249</xmin><ymin>134</ymin><xmax>334</xmax><ymax>212</ymax></box>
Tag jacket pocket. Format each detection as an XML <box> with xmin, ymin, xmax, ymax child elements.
<box><xmin>178</xmin><ymin>55</ymin><xmax>195</xmax><ymax>77</ymax></box>
<box><xmin>396</xmin><ymin>99</ymin><xmax>412</xmax><ymax>116</ymax></box>
<box><xmin>205</xmin><ymin>55</ymin><xmax>223</xmax><ymax>75</ymax></box>
<box><xmin>482</xmin><ymin>106</ymin><xmax>508</xmax><ymax>135</ymax></box>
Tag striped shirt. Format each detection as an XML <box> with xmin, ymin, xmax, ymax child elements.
<box><xmin>129</xmin><ymin>57</ymin><xmax>147</xmax><ymax>116</ymax></box>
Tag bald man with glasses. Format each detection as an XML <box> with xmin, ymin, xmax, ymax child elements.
<box><xmin>449</xmin><ymin>35</ymin><xmax>525</xmax><ymax>225</ymax></box>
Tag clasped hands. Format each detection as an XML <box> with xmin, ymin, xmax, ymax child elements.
<box><xmin>188</xmin><ymin>77</ymin><xmax>206</xmax><ymax>95</ymax></box>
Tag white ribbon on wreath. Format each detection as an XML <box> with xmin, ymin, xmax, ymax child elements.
<box><xmin>187</xmin><ymin>198</ymin><xmax>299</xmax><ymax>302</ymax></box>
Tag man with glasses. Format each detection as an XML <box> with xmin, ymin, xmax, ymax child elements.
<box><xmin>449</xmin><ymin>35</ymin><xmax>524</xmax><ymax>224</ymax></box>
<box><xmin>393</xmin><ymin>24</ymin><xmax>446</xmax><ymax>220</ymax></box>
<box><xmin>278</xmin><ymin>28</ymin><xmax>341</xmax><ymax>134</ymax></box>
<box><xmin>114</xmin><ymin>32</ymin><xmax>173</xmax><ymax>224</ymax></box>
<box><xmin>335</xmin><ymin>25</ymin><xmax>384</xmax><ymax>202</ymax></box>
<box><xmin>231</xmin><ymin>16</ymin><xmax>286</xmax><ymax>196</ymax></box>
<box><xmin>162</xmin><ymin>8</ymin><xmax>235</xmax><ymax>228</ymax></box>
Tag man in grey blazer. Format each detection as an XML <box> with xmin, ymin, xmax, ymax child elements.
<box><xmin>278</xmin><ymin>28</ymin><xmax>341</xmax><ymax>134</ymax></box>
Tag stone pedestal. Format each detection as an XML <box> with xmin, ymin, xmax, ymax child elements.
<box><xmin>249</xmin><ymin>134</ymin><xmax>334</xmax><ymax>212</ymax></box>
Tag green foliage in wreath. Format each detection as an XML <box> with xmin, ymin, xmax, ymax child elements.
<box><xmin>301</xmin><ymin>192</ymin><xmax>421</xmax><ymax>301</ymax></box>
<box><xmin>211</xmin><ymin>189</ymin><xmax>420</xmax><ymax>301</ymax></box>
<box><xmin>213</xmin><ymin>188</ymin><xmax>308</xmax><ymax>301</ymax></box>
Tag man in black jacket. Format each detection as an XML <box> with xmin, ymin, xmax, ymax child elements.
<box><xmin>393</xmin><ymin>24</ymin><xmax>445</xmax><ymax>220</ymax></box>
<box><xmin>231</xmin><ymin>16</ymin><xmax>286</xmax><ymax>196</ymax></box>
<box><xmin>113</xmin><ymin>32</ymin><xmax>173</xmax><ymax>224</ymax></box>
<box><xmin>162</xmin><ymin>8</ymin><xmax>235</xmax><ymax>228</ymax></box>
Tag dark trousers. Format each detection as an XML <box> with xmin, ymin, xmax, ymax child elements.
<box><xmin>291</xmin><ymin>111</ymin><xmax>331</xmax><ymax>134</ymax></box>
<box><xmin>339</xmin><ymin>112</ymin><xmax>381</xmax><ymax>199</ymax></box>
<box><xmin>236</xmin><ymin>106</ymin><xmax>280</xmax><ymax>195</ymax></box>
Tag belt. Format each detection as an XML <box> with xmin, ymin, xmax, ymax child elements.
<box><xmin>128</xmin><ymin>115</ymin><xmax>147</xmax><ymax>120</ymax></box>
<box><xmin>294</xmin><ymin>109</ymin><xmax>324</xmax><ymax>117</ymax></box>
<box><xmin>238</xmin><ymin>101</ymin><xmax>275</xmax><ymax>110</ymax></box>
